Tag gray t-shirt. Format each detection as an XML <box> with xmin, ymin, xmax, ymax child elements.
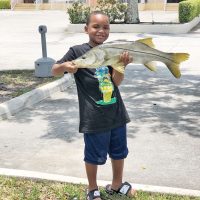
<box><xmin>56</xmin><ymin>43</ymin><xmax>130</xmax><ymax>133</ymax></box>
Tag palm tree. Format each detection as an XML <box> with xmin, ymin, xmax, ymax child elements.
<box><xmin>125</xmin><ymin>0</ymin><xmax>140</xmax><ymax>24</ymax></box>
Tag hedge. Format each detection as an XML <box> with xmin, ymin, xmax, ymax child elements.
<box><xmin>0</xmin><ymin>0</ymin><xmax>11</xmax><ymax>9</ymax></box>
<box><xmin>179</xmin><ymin>0</ymin><xmax>200</xmax><ymax>23</ymax></box>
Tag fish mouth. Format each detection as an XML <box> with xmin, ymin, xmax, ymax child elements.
<box><xmin>72</xmin><ymin>60</ymin><xmax>82</xmax><ymax>66</ymax></box>
<box><xmin>72</xmin><ymin>60</ymin><xmax>87</xmax><ymax>68</ymax></box>
<box><xmin>71</xmin><ymin>60</ymin><xmax>76</xmax><ymax>65</ymax></box>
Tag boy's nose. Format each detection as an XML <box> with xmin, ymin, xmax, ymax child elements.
<box><xmin>98</xmin><ymin>28</ymin><xmax>105</xmax><ymax>33</ymax></box>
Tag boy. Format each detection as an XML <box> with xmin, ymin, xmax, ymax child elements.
<box><xmin>52</xmin><ymin>11</ymin><xmax>136</xmax><ymax>200</ymax></box>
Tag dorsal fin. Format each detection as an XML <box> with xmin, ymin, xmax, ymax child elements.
<box><xmin>136</xmin><ymin>38</ymin><xmax>155</xmax><ymax>48</ymax></box>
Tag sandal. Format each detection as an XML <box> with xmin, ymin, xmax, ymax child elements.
<box><xmin>105</xmin><ymin>182</ymin><xmax>136</xmax><ymax>197</ymax></box>
<box><xmin>86</xmin><ymin>188</ymin><xmax>102</xmax><ymax>200</ymax></box>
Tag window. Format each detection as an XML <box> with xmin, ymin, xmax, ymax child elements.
<box><xmin>167</xmin><ymin>0</ymin><xmax>180</xmax><ymax>2</ymax></box>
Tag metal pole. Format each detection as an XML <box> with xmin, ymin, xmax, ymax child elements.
<box><xmin>38</xmin><ymin>25</ymin><xmax>47</xmax><ymax>58</ymax></box>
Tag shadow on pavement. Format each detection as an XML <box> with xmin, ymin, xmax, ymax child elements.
<box><xmin>123</xmin><ymin>65</ymin><xmax>200</xmax><ymax>139</ymax></box>
<box><xmin>9</xmin><ymin>65</ymin><xmax>200</xmax><ymax>142</ymax></box>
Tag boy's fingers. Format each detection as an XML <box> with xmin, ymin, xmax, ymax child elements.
<box><xmin>63</xmin><ymin>62</ymin><xmax>78</xmax><ymax>73</ymax></box>
<box><xmin>69</xmin><ymin>66</ymin><xmax>78</xmax><ymax>73</ymax></box>
<box><xmin>129</xmin><ymin>55</ymin><xmax>133</xmax><ymax>63</ymax></box>
<box><xmin>120</xmin><ymin>51</ymin><xmax>133</xmax><ymax>66</ymax></box>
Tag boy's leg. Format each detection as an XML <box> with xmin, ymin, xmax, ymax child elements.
<box><xmin>111</xmin><ymin>158</ymin><xmax>124</xmax><ymax>190</ymax></box>
<box><xmin>109</xmin><ymin>125</ymin><xmax>128</xmax><ymax>190</ymax></box>
<box><xmin>85</xmin><ymin>162</ymin><xmax>98</xmax><ymax>191</ymax></box>
<box><xmin>110</xmin><ymin>158</ymin><xmax>136</xmax><ymax>197</ymax></box>
<box><xmin>84</xmin><ymin>131</ymin><xmax>111</xmax><ymax>197</ymax></box>
<box><xmin>108</xmin><ymin>125</ymin><xmax>136</xmax><ymax>196</ymax></box>
<box><xmin>85</xmin><ymin>163</ymin><xmax>102</xmax><ymax>199</ymax></box>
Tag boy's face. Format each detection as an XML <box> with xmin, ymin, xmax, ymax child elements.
<box><xmin>85</xmin><ymin>14</ymin><xmax>110</xmax><ymax>47</ymax></box>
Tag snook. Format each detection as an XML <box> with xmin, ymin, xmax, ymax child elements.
<box><xmin>72</xmin><ymin>38</ymin><xmax>189</xmax><ymax>78</ymax></box>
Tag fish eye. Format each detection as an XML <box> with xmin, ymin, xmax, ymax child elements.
<box><xmin>82</xmin><ymin>56</ymin><xmax>86</xmax><ymax>59</ymax></box>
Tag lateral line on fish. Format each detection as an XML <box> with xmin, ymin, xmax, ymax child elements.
<box><xmin>106</xmin><ymin>47</ymin><xmax>179</xmax><ymax>64</ymax></box>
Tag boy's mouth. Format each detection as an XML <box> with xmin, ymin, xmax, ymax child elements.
<box><xmin>96</xmin><ymin>35</ymin><xmax>106</xmax><ymax>39</ymax></box>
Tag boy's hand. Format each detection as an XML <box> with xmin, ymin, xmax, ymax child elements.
<box><xmin>62</xmin><ymin>61</ymin><xmax>78</xmax><ymax>74</ymax></box>
<box><xmin>120</xmin><ymin>51</ymin><xmax>133</xmax><ymax>67</ymax></box>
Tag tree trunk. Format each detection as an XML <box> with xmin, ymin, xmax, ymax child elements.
<box><xmin>125</xmin><ymin>0</ymin><xmax>140</xmax><ymax>24</ymax></box>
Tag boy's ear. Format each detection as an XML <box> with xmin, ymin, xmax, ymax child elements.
<box><xmin>84</xmin><ymin>25</ymin><xmax>88</xmax><ymax>33</ymax></box>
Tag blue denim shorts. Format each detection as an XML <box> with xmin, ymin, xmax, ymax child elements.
<box><xmin>84</xmin><ymin>125</ymin><xmax>128</xmax><ymax>165</ymax></box>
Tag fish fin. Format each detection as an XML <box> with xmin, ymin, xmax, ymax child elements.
<box><xmin>136</xmin><ymin>37</ymin><xmax>155</xmax><ymax>48</ymax></box>
<box><xmin>102</xmin><ymin>55</ymin><xmax>120</xmax><ymax>66</ymax></box>
<box><xmin>172</xmin><ymin>53</ymin><xmax>190</xmax><ymax>63</ymax></box>
<box><xmin>167</xmin><ymin>53</ymin><xmax>189</xmax><ymax>78</ymax></box>
<box><xmin>144</xmin><ymin>61</ymin><xmax>157</xmax><ymax>71</ymax></box>
<box><xmin>113</xmin><ymin>63</ymin><xmax>125</xmax><ymax>74</ymax></box>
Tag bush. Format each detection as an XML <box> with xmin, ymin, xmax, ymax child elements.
<box><xmin>179</xmin><ymin>0</ymin><xmax>200</xmax><ymax>23</ymax></box>
<box><xmin>67</xmin><ymin>0</ymin><xmax>127</xmax><ymax>24</ymax></box>
<box><xmin>0</xmin><ymin>0</ymin><xmax>10</xmax><ymax>9</ymax></box>
<box><xmin>96</xmin><ymin>0</ymin><xmax>127</xmax><ymax>23</ymax></box>
<box><xmin>67</xmin><ymin>2</ymin><xmax>91</xmax><ymax>24</ymax></box>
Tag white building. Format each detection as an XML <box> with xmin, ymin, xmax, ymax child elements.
<box><xmin>12</xmin><ymin>0</ymin><xmax>179</xmax><ymax>11</ymax></box>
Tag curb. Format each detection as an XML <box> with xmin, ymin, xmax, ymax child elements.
<box><xmin>0</xmin><ymin>168</ymin><xmax>200</xmax><ymax>197</ymax></box>
<box><xmin>67</xmin><ymin>16</ymin><xmax>200</xmax><ymax>34</ymax></box>
<box><xmin>0</xmin><ymin>74</ymin><xmax>73</xmax><ymax>120</ymax></box>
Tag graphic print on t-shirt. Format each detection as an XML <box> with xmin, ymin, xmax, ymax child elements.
<box><xmin>95</xmin><ymin>66</ymin><xmax>116</xmax><ymax>105</ymax></box>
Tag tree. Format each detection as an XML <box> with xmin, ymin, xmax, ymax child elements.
<box><xmin>125</xmin><ymin>0</ymin><xmax>140</xmax><ymax>24</ymax></box>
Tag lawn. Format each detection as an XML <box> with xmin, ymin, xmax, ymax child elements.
<box><xmin>0</xmin><ymin>70</ymin><xmax>61</xmax><ymax>104</ymax></box>
<box><xmin>0</xmin><ymin>176</ymin><xmax>199</xmax><ymax>200</ymax></box>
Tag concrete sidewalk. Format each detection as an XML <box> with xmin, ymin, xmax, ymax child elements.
<box><xmin>0</xmin><ymin>10</ymin><xmax>200</xmax><ymax>196</ymax></box>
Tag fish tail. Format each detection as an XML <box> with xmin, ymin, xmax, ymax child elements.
<box><xmin>173</xmin><ymin>53</ymin><xmax>190</xmax><ymax>63</ymax></box>
<box><xmin>167</xmin><ymin>53</ymin><xmax>190</xmax><ymax>78</ymax></box>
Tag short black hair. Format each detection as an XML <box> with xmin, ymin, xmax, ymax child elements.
<box><xmin>86</xmin><ymin>11</ymin><xmax>109</xmax><ymax>25</ymax></box>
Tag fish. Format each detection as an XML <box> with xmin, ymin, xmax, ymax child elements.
<box><xmin>72</xmin><ymin>38</ymin><xmax>189</xmax><ymax>78</ymax></box>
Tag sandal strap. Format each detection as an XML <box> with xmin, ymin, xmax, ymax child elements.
<box><xmin>105</xmin><ymin>184</ymin><xmax>118</xmax><ymax>195</ymax></box>
<box><xmin>87</xmin><ymin>189</ymin><xmax>101</xmax><ymax>200</ymax></box>
<box><xmin>118</xmin><ymin>182</ymin><xmax>132</xmax><ymax>195</ymax></box>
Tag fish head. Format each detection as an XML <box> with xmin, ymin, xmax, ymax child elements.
<box><xmin>72</xmin><ymin>47</ymin><xmax>105</xmax><ymax>68</ymax></box>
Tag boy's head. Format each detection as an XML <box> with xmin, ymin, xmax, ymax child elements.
<box><xmin>85</xmin><ymin>11</ymin><xmax>110</xmax><ymax>47</ymax></box>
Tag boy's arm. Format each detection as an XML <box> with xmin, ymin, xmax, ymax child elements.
<box><xmin>52</xmin><ymin>61</ymin><xmax>78</xmax><ymax>77</ymax></box>
<box><xmin>112</xmin><ymin>51</ymin><xmax>133</xmax><ymax>86</ymax></box>
<box><xmin>112</xmin><ymin>70</ymin><xmax>124</xmax><ymax>86</ymax></box>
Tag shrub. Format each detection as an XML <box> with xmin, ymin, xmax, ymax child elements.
<box><xmin>67</xmin><ymin>0</ymin><xmax>127</xmax><ymax>24</ymax></box>
<box><xmin>67</xmin><ymin>2</ymin><xmax>91</xmax><ymax>24</ymax></box>
<box><xmin>96</xmin><ymin>0</ymin><xmax>127</xmax><ymax>23</ymax></box>
<box><xmin>179</xmin><ymin>0</ymin><xmax>200</xmax><ymax>23</ymax></box>
<box><xmin>0</xmin><ymin>0</ymin><xmax>11</xmax><ymax>9</ymax></box>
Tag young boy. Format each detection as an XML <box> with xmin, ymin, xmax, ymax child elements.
<box><xmin>52</xmin><ymin>11</ymin><xmax>136</xmax><ymax>200</ymax></box>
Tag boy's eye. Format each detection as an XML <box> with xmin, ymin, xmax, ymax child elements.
<box><xmin>91</xmin><ymin>24</ymin><xmax>110</xmax><ymax>31</ymax></box>
<box><xmin>93</xmin><ymin>25</ymin><xmax>100</xmax><ymax>29</ymax></box>
<box><xmin>103</xmin><ymin>26</ymin><xmax>110</xmax><ymax>30</ymax></box>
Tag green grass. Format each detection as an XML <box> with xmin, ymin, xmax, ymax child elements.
<box><xmin>0</xmin><ymin>176</ymin><xmax>199</xmax><ymax>200</ymax></box>
<box><xmin>0</xmin><ymin>70</ymin><xmax>61</xmax><ymax>103</ymax></box>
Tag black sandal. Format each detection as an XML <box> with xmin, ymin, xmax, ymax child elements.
<box><xmin>105</xmin><ymin>182</ymin><xmax>136</xmax><ymax>197</ymax></box>
<box><xmin>86</xmin><ymin>188</ymin><xmax>101</xmax><ymax>200</ymax></box>
<box><xmin>105</xmin><ymin>184</ymin><xmax>118</xmax><ymax>195</ymax></box>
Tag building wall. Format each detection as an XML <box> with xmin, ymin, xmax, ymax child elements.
<box><xmin>20</xmin><ymin>0</ymin><xmax>178</xmax><ymax>11</ymax></box>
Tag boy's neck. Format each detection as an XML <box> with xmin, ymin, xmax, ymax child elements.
<box><xmin>88</xmin><ymin>41</ymin><xmax>103</xmax><ymax>47</ymax></box>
